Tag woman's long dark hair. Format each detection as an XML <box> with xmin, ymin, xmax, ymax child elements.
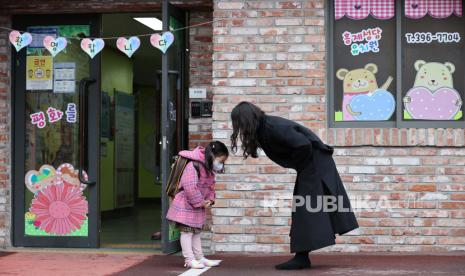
<box><xmin>230</xmin><ymin>102</ymin><xmax>265</xmax><ymax>159</ymax></box>
<box><xmin>204</xmin><ymin>141</ymin><xmax>229</xmax><ymax>173</ymax></box>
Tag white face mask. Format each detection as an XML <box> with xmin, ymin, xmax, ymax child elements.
<box><xmin>213</xmin><ymin>161</ymin><xmax>224</xmax><ymax>172</ymax></box>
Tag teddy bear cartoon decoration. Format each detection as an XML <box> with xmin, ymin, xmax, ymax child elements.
<box><xmin>404</xmin><ymin>60</ymin><xmax>462</xmax><ymax>120</ymax></box>
<box><xmin>336</xmin><ymin>63</ymin><xmax>395</xmax><ymax>121</ymax></box>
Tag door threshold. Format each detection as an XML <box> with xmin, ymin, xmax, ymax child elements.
<box><xmin>6</xmin><ymin>246</ymin><xmax>163</xmax><ymax>255</ymax></box>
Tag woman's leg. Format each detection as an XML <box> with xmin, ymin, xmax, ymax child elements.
<box><xmin>180</xmin><ymin>231</ymin><xmax>195</xmax><ymax>264</ymax></box>
<box><xmin>192</xmin><ymin>233</ymin><xmax>204</xmax><ymax>260</ymax></box>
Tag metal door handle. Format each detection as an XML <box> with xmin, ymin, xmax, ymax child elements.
<box><xmin>78</xmin><ymin>78</ymin><xmax>96</xmax><ymax>185</ymax></box>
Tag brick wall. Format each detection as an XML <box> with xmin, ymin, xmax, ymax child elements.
<box><xmin>0</xmin><ymin>15</ymin><xmax>12</xmax><ymax>248</ymax></box>
<box><xmin>188</xmin><ymin>10</ymin><xmax>213</xmax><ymax>148</ymax></box>
<box><xmin>210</xmin><ymin>0</ymin><xmax>465</xmax><ymax>253</ymax></box>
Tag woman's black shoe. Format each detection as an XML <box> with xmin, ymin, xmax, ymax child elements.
<box><xmin>275</xmin><ymin>251</ymin><xmax>311</xmax><ymax>270</ymax></box>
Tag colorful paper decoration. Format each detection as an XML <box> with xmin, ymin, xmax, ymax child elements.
<box><xmin>43</xmin><ymin>36</ymin><xmax>67</xmax><ymax>57</ymax></box>
<box><xmin>150</xmin><ymin>32</ymin><xmax>174</xmax><ymax>54</ymax></box>
<box><xmin>405</xmin><ymin>0</ymin><xmax>462</xmax><ymax>19</ymax></box>
<box><xmin>336</xmin><ymin>63</ymin><xmax>394</xmax><ymax>121</ymax></box>
<box><xmin>335</xmin><ymin>0</ymin><xmax>395</xmax><ymax>20</ymax></box>
<box><xmin>349</xmin><ymin>89</ymin><xmax>396</xmax><ymax>120</ymax></box>
<box><xmin>25</xmin><ymin>165</ymin><xmax>58</xmax><ymax>193</ymax></box>
<box><xmin>80</xmin><ymin>38</ymin><xmax>105</xmax><ymax>59</ymax></box>
<box><xmin>404</xmin><ymin>60</ymin><xmax>462</xmax><ymax>120</ymax></box>
<box><xmin>56</xmin><ymin>163</ymin><xmax>88</xmax><ymax>191</ymax></box>
<box><xmin>116</xmin><ymin>36</ymin><xmax>141</xmax><ymax>58</ymax></box>
<box><xmin>9</xmin><ymin>30</ymin><xmax>32</xmax><ymax>52</ymax></box>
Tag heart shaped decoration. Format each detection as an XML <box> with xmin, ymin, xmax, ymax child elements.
<box><xmin>349</xmin><ymin>89</ymin><xmax>396</xmax><ymax>121</ymax></box>
<box><xmin>43</xmin><ymin>36</ymin><xmax>68</xmax><ymax>57</ymax></box>
<box><xmin>57</xmin><ymin>163</ymin><xmax>88</xmax><ymax>191</ymax></box>
<box><xmin>150</xmin><ymin>32</ymin><xmax>174</xmax><ymax>54</ymax></box>
<box><xmin>116</xmin><ymin>36</ymin><xmax>141</xmax><ymax>58</ymax></box>
<box><xmin>25</xmin><ymin>165</ymin><xmax>61</xmax><ymax>193</ymax></box>
<box><xmin>404</xmin><ymin>86</ymin><xmax>462</xmax><ymax>120</ymax></box>
<box><xmin>9</xmin><ymin>31</ymin><xmax>32</xmax><ymax>52</ymax></box>
<box><xmin>80</xmin><ymin>38</ymin><xmax>105</xmax><ymax>59</ymax></box>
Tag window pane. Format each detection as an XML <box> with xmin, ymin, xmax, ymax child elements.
<box><xmin>402</xmin><ymin>7</ymin><xmax>465</xmax><ymax>122</ymax></box>
<box><xmin>333</xmin><ymin>16</ymin><xmax>397</xmax><ymax>122</ymax></box>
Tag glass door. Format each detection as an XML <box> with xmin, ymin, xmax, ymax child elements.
<box><xmin>161</xmin><ymin>1</ymin><xmax>188</xmax><ymax>254</ymax></box>
<box><xmin>12</xmin><ymin>15</ymin><xmax>100</xmax><ymax>247</ymax></box>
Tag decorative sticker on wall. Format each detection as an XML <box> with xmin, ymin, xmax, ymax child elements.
<box><xmin>9</xmin><ymin>30</ymin><xmax>32</xmax><ymax>52</ymax></box>
<box><xmin>404</xmin><ymin>0</ymin><xmax>462</xmax><ymax>19</ymax></box>
<box><xmin>342</xmin><ymin>27</ymin><xmax>382</xmax><ymax>56</ymax></box>
<box><xmin>46</xmin><ymin>107</ymin><xmax>64</xmax><ymax>123</ymax></box>
<box><xmin>150</xmin><ymin>32</ymin><xmax>174</xmax><ymax>54</ymax></box>
<box><xmin>80</xmin><ymin>38</ymin><xmax>105</xmax><ymax>59</ymax></box>
<box><xmin>116</xmin><ymin>36</ymin><xmax>141</xmax><ymax>58</ymax></box>
<box><xmin>43</xmin><ymin>36</ymin><xmax>67</xmax><ymax>57</ymax></box>
<box><xmin>25</xmin><ymin>163</ymin><xmax>89</xmax><ymax>236</ymax></box>
<box><xmin>336</xmin><ymin>63</ymin><xmax>395</xmax><ymax>121</ymax></box>
<box><xmin>30</xmin><ymin>104</ymin><xmax>77</xmax><ymax>128</ymax></box>
<box><xmin>404</xmin><ymin>60</ymin><xmax>463</xmax><ymax>120</ymax></box>
<box><xmin>65</xmin><ymin>103</ymin><xmax>77</xmax><ymax>123</ymax></box>
<box><xmin>30</xmin><ymin>111</ymin><xmax>47</xmax><ymax>129</ymax></box>
<box><xmin>335</xmin><ymin>0</ymin><xmax>396</xmax><ymax>20</ymax></box>
<box><xmin>405</xmin><ymin>32</ymin><xmax>461</xmax><ymax>44</ymax></box>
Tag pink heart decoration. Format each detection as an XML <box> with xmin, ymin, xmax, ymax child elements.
<box><xmin>150</xmin><ymin>32</ymin><xmax>174</xmax><ymax>54</ymax></box>
<box><xmin>9</xmin><ymin>31</ymin><xmax>32</xmax><ymax>52</ymax></box>
<box><xmin>43</xmin><ymin>36</ymin><xmax>68</xmax><ymax>57</ymax></box>
<box><xmin>116</xmin><ymin>36</ymin><xmax>140</xmax><ymax>58</ymax></box>
<box><xmin>405</xmin><ymin>86</ymin><xmax>462</xmax><ymax>120</ymax></box>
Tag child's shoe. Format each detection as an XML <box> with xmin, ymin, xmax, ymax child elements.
<box><xmin>184</xmin><ymin>260</ymin><xmax>205</xmax><ymax>269</ymax></box>
<box><xmin>198</xmin><ymin>257</ymin><xmax>221</xmax><ymax>267</ymax></box>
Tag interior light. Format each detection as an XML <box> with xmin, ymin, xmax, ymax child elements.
<box><xmin>133</xmin><ymin>17</ymin><xmax>163</xmax><ymax>31</ymax></box>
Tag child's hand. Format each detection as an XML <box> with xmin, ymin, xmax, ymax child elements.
<box><xmin>203</xmin><ymin>200</ymin><xmax>212</xmax><ymax>208</ymax></box>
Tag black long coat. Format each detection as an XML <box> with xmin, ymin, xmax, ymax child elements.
<box><xmin>257</xmin><ymin>115</ymin><xmax>359</xmax><ymax>253</ymax></box>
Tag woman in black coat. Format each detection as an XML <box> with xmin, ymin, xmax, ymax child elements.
<box><xmin>230</xmin><ymin>102</ymin><xmax>358</xmax><ymax>270</ymax></box>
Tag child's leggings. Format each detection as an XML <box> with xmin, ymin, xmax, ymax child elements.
<box><xmin>180</xmin><ymin>231</ymin><xmax>204</xmax><ymax>263</ymax></box>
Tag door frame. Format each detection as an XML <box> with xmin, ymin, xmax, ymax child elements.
<box><xmin>12</xmin><ymin>14</ymin><xmax>101</xmax><ymax>248</ymax></box>
<box><xmin>161</xmin><ymin>0</ymin><xmax>188</xmax><ymax>254</ymax></box>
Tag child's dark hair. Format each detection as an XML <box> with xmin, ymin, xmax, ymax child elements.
<box><xmin>204</xmin><ymin>141</ymin><xmax>229</xmax><ymax>173</ymax></box>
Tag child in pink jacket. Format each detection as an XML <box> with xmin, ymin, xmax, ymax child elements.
<box><xmin>166</xmin><ymin>141</ymin><xmax>229</xmax><ymax>269</ymax></box>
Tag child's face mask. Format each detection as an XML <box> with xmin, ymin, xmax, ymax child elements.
<box><xmin>213</xmin><ymin>160</ymin><xmax>224</xmax><ymax>172</ymax></box>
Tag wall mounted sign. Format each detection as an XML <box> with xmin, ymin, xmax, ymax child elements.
<box><xmin>26</xmin><ymin>56</ymin><xmax>53</xmax><ymax>91</ymax></box>
<box><xmin>27</xmin><ymin>27</ymin><xmax>58</xmax><ymax>48</ymax></box>
<box><xmin>189</xmin><ymin>87</ymin><xmax>207</xmax><ymax>99</ymax></box>
<box><xmin>116</xmin><ymin>36</ymin><xmax>141</xmax><ymax>58</ymax></box>
<box><xmin>54</xmin><ymin>62</ymin><xmax>76</xmax><ymax>93</ymax></box>
<box><xmin>9</xmin><ymin>31</ymin><xmax>32</xmax><ymax>52</ymax></box>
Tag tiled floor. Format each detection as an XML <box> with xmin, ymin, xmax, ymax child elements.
<box><xmin>100</xmin><ymin>202</ymin><xmax>162</xmax><ymax>250</ymax></box>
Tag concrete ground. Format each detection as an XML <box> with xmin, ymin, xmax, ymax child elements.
<box><xmin>1</xmin><ymin>250</ymin><xmax>465</xmax><ymax>276</ymax></box>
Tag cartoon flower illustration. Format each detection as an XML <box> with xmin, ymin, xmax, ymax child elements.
<box><xmin>30</xmin><ymin>183</ymin><xmax>88</xmax><ymax>235</ymax></box>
